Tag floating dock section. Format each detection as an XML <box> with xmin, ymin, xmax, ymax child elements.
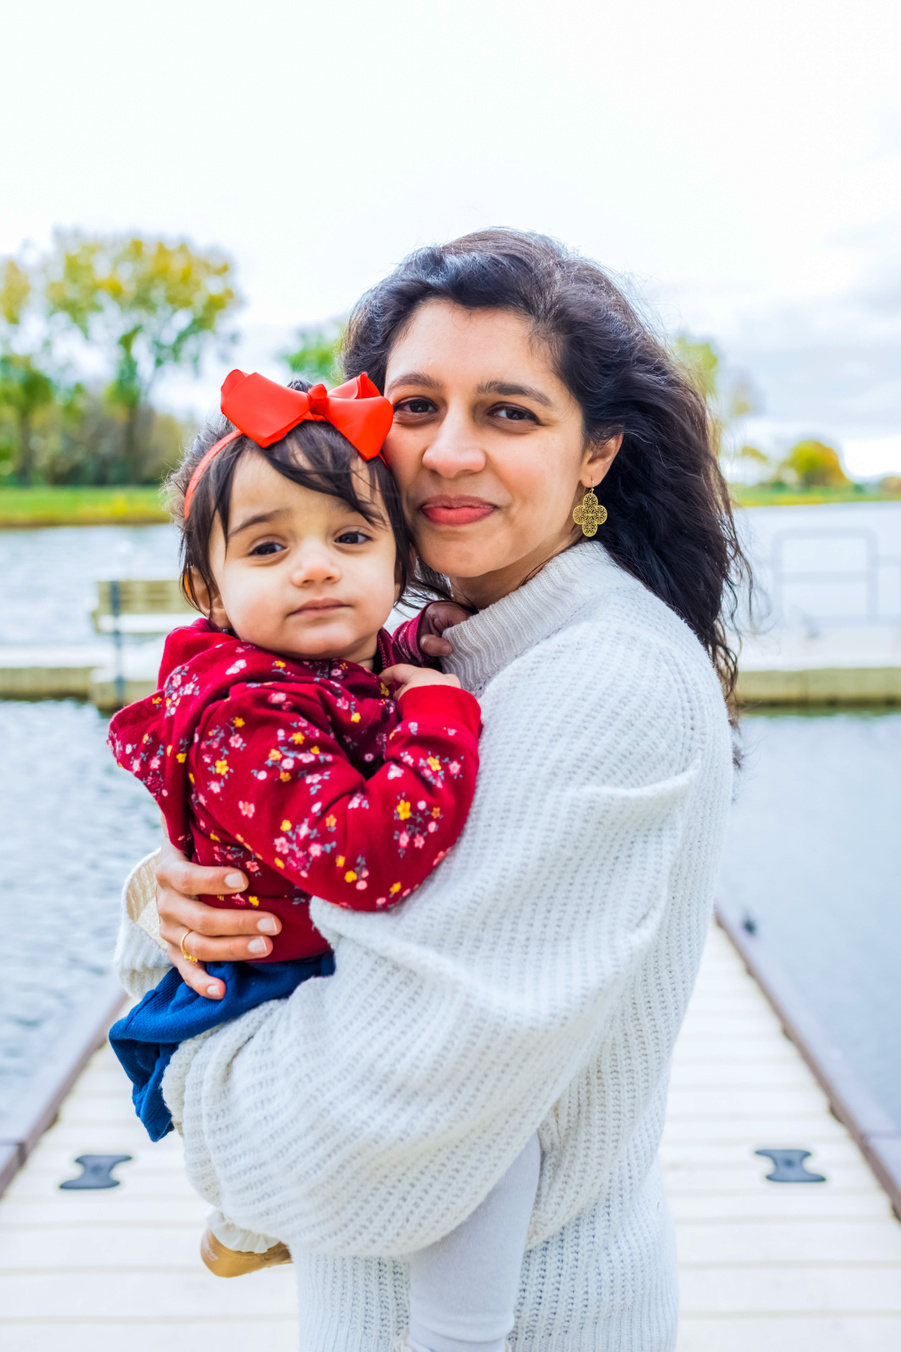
<box><xmin>2</xmin><ymin>577</ymin><xmax>901</xmax><ymax>707</ymax></box>
<box><xmin>737</xmin><ymin>624</ymin><xmax>901</xmax><ymax>704</ymax></box>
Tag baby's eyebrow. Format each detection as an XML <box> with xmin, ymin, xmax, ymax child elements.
<box><xmin>230</xmin><ymin>508</ymin><xmax>287</xmax><ymax>537</ymax></box>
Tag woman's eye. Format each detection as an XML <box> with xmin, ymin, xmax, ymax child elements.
<box><xmin>493</xmin><ymin>404</ymin><xmax>537</xmax><ymax>422</ymax></box>
<box><xmin>336</xmin><ymin>530</ymin><xmax>370</xmax><ymax>545</ymax></box>
<box><xmin>394</xmin><ymin>397</ymin><xmax>436</xmax><ymax>416</ymax></box>
<box><xmin>249</xmin><ymin>541</ymin><xmax>284</xmax><ymax>557</ymax></box>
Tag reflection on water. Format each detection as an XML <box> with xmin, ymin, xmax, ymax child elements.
<box><xmin>0</xmin><ymin>701</ymin><xmax>159</xmax><ymax>1114</ymax></box>
<box><xmin>724</xmin><ymin>710</ymin><xmax>901</xmax><ymax>1130</ymax></box>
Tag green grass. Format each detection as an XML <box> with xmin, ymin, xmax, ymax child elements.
<box><xmin>0</xmin><ymin>485</ymin><xmax>169</xmax><ymax>526</ymax></box>
<box><xmin>731</xmin><ymin>484</ymin><xmax>901</xmax><ymax>507</ymax></box>
<box><xmin>1</xmin><ymin>481</ymin><xmax>899</xmax><ymax>527</ymax></box>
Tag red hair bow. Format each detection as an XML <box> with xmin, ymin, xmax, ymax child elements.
<box><xmin>184</xmin><ymin>370</ymin><xmax>393</xmax><ymax>517</ymax></box>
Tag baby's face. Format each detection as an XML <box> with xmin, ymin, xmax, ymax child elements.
<box><xmin>204</xmin><ymin>450</ymin><xmax>399</xmax><ymax>667</ymax></box>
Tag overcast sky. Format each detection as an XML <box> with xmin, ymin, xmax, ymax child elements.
<box><xmin>3</xmin><ymin>0</ymin><xmax>899</xmax><ymax>475</ymax></box>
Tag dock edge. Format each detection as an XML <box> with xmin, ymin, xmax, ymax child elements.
<box><xmin>715</xmin><ymin>897</ymin><xmax>901</xmax><ymax>1220</ymax></box>
<box><xmin>0</xmin><ymin>976</ymin><xmax>125</xmax><ymax>1198</ymax></box>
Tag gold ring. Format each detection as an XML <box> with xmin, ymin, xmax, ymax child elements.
<box><xmin>179</xmin><ymin>928</ymin><xmax>199</xmax><ymax>964</ymax></box>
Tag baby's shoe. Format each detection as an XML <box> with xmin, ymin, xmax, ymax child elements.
<box><xmin>200</xmin><ymin>1227</ymin><xmax>292</xmax><ymax>1277</ymax></box>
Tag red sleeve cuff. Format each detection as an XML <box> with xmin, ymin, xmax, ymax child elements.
<box><xmin>396</xmin><ymin>683</ymin><xmax>482</xmax><ymax>738</ymax></box>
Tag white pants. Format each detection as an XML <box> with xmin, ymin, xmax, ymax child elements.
<box><xmin>408</xmin><ymin>1132</ymin><xmax>541</xmax><ymax>1352</ymax></box>
<box><xmin>211</xmin><ymin>1132</ymin><xmax>541</xmax><ymax>1352</ymax></box>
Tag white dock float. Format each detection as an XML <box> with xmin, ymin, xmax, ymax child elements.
<box><xmin>737</xmin><ymin>624</ymin><xmax>901</xmax><ymax>704</ymax></box>
<box><xmin>0</xmin><ymin>639</ymin><xmax>165</xmax><ymax>706</ymax></box>
<box><xmin>0</xmin><ymin>923</ymin><xmax>899</xmax><ymax>1350</ymax></box>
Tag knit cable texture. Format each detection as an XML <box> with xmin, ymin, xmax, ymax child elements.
<box><xmin>116</xmin><ymin>542</ymin><xmax>734</xmax><ymax>1351</ymax></box>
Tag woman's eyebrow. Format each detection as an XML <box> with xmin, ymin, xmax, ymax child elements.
<box><xmin>477</xmin><ymin>380</ymin><xmax>554</xmax><ymax>407</ymax></box>
<box><xmin>385</xmin><ymin>371</ymin><xmax>441</xmax><ymax>395</ymax></box>
<box><xmin>386</xmin><ymin>373</ymin><xmax>554</xmax><ymax>408</ymax></box>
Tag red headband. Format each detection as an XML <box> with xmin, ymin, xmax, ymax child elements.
<box><xmin>183</xmin><ymin>369</ymin><xmax>394</xmax><ymax>517</ymax></box>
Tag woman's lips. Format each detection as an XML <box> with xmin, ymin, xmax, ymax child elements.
<box><xmin>419</xmin><ymin>496</ymin><xmax>496</xmax><ymax>526</ymax></box>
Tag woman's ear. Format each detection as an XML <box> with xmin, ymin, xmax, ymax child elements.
<box><xmin>188</xmin><ymin>567</ymin><xmax>230</xmax><ymax>629</ymax></box>
<box><xmin>582</xmin><ymin>432</ymin><xmax>623</xmax><ymax>489</ymax></box>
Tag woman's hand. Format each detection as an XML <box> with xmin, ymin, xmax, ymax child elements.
<box><xmin>381</xmin><ymin>663</ymin><xmax>462</xmax><ymax>700</ymax></box>
<box><xmin>156</xmin><ymin>835</ymin><xmax>281</xmax><ymax>1000</ymax></box>
<box><xmin>417</xmin><ymin>601</ymin><xmax>473</xmax><ymax>659</ymax></box>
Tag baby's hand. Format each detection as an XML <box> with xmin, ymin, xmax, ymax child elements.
<box><xmin>417</xmin><ymin>601</ymin><xmax>473</xmax><ymax>659</ymax></box>
<box><xmin>381</xmin><ymin>663</ymin><xmax>462</xmax><ymax>699</ymax></box>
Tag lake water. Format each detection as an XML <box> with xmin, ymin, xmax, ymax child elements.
<box><xmin>1</xmin><ymin>507</ymin><xmax>900</xmax><ymax>1131</ymax></box>
<box><xmin>0</xmin><ymin>523</ymin><xmax>178</xmax><ymax>646</ymax></box>
<box><xmin>725</xmin><ymin>709</ymin><xmax>901</xmax><ymax>1127</ymax></box>
<box><xmin>0</xmin><ymin>701</ymin><xmax>159</xmax><ymax>1107</ymax></box>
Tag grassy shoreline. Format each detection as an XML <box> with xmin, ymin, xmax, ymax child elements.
<box><xmin>0</xmin><ymin>486</ymin><xmax>169</xmax><ymax>527</ymax></box>
<box><xmin>730</xmin><ymin>485</ymin><xmax>901</xmax><ymax>507</ymax></box>
<box><xmin>0</xmin><ymin>482</ymin><xmax>899</xmax><ymax>526</ymax></box>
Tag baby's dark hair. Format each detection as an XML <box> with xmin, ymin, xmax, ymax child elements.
<box><xmin>166</xmin><ymin>377</ymin><xmax>415</xmax><ymax>615</ymax></box>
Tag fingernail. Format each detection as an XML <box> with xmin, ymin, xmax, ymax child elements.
<box><xmin>248</xmin><ymin>938</ymin><xmax>269</xmax><ymax>955</ymax></box>
<box><xmin>257</xmin><ymin>917</ymin><xmax>279</xmax><ymax>934</ymax></box>
<box><xmin>206</xmin><ymin>983</ymin><xmax>222</xmax><ymax>998</ymax></box>
<box><xmin>225</xmin><ymin>872</ymin><xmax>246</xmax><ymax>888</ymax></box>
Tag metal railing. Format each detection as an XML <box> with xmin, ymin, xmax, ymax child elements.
<box><xmin>766</xmin><ymin>527</ymin><xmax>901</xmax><ymax>633</ymax></box>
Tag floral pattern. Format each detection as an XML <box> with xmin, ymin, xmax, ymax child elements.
<box><xmin>109</xmin><ymin>619</ymin><xmax>481</xmax><ymax>960</ymax></box>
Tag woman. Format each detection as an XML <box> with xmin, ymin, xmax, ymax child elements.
<box><xmin>116</xmin><ymin>229</ymin><xmax>744</xmax><ymax>1351</ymax></box>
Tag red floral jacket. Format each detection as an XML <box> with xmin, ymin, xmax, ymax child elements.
<box><xmin>108</xmin><ymin>619</ymin><xmax>481</xmax><ymax>961</ymax></box>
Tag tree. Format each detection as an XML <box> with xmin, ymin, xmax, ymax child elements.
<box><xmin>0</xmin><ymin>355</ymin><xmax>55</xmax><ymax>483</ymax></box>
<box><xmin>674</xmin><ymin>335</ymin><xmax>720</xmax><ymax>403</ymax></box>
<box><xmin>282</xmin><ymin>322</ymin><xmax>344</xmax><ymax>385</ymax></box>
<box><xmin>45</xmin><ymin>234</ymin><xmax>239</xmax><ymax>480</ymax></box>
<box><xmin>673</xmin><ymin>334</ymin><xmax>758</xmax><ymax>461</ymax></box>
<box><xmin>778</xmin><ymin>440</ymin><xmax>850</xmax><ymax>489</ymax></box>
<box><xmin>0</xmin><ymin>258</ymin><xmax>56</xmax><ymax>483</ymax></box>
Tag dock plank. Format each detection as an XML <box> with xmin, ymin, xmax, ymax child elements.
<box><xmin>665</xmin><ymin>923</ymin><xmax>901</xmax><ymax>1349</ymax></box>
<box><xmin>0</xmin><ymin>1269</ymin><xmax>297</xmax><ymax>1319</ymax></box>
<box><xmin>0</xmin><ymin>1323</ymin><xmax>298</xmax><ymax>1352</ymax></box>
<box><xmin>676</xmin><ymin>1317</ymin><xmax>901</xmax><ymax>1352</ymax></box>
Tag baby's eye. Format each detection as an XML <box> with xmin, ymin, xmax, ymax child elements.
<box><xmin>249</xmin><ymin>541</ymin><xmax>284</xmax><ymax>556</ymax></box>
<box><xmin>336</xmin><ymin>530</ymin><xmax>370</xmax><ymax>546</ymax></box>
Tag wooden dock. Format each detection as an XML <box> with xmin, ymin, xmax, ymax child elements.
<box><xmin>1</xmin><ymin>922</ymin><xmax>899</xmax><ymax>1349</ymax></box>
<box><xmin>0</xmin><ymin>639</ymin><xmax>164</xmax><ymax>707</ymax></box>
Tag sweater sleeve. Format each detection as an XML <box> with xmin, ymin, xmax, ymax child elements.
<box><xmin>193</xmin><ymin>683</ymin><xmax>481</xmax><ymax>911</ymax></box>
<box><xmin>163</xmin><ymin>623</ymin><xmax>708</xmax><ymax>1257</ymax></box>
<box><xmin>390</xmin><ymin>610</ymin><xmax>433</xmax><ymax>666</ymax></box>
<box><xmin>113</xmin><ymin>849</ymin><xmax>172</xmax><ymax>998</ymax></box>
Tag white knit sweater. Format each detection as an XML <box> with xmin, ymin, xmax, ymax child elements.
<box><xmin>116</xmin><ymin>542</ymin><xmax>733</xmax><ymax>1351</ymax></box>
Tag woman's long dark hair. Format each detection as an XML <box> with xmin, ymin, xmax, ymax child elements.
<box><xmin>343</xmin><ymin>228</ymin><xmax>752</xmax><ymax>711</ymax></box>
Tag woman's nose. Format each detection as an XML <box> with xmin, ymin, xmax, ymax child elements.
<box><xmin>421</xmin><ymin>411</ymin><xmax>487</xmax><ymax>478</ymax></box>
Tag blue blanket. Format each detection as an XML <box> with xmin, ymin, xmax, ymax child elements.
<box><xmin>110</xmin><ymin>953</ymin><xmax>335</xmax><ymax>1140</ymax></box>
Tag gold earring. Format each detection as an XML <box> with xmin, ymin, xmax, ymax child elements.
<box><xmin>573</xmin><ymin>487</ymin><xmax>607</xmax><ymax>537</ymax></box>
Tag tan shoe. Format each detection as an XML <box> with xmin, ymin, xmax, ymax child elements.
<box><xmin>200</xmin><ymin>1227</ymin><xmax>292</xmax><ymax>1277</ymax></box>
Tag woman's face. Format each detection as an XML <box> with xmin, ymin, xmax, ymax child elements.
<box><xmin>382</xmin><ymin>301</ymin><xmax>620</xmax><ymax>608</ymax></box>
